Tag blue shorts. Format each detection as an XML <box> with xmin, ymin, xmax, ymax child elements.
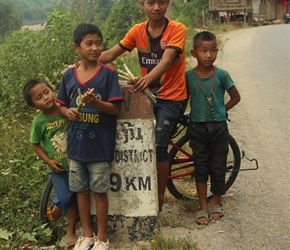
<box><xmin>154</xmin><ymin>99</ymin><xmax>187</xmax><ymax>162</ymax></box>
<box><xmin>50</xmin><ymin>171</ymin><xmax>77</xmax><ymax>214</ymax></box>
<box><xmin>68</xmin><ymin>159</ymin><xmax>110</xmax><ymax>193</ymax></box>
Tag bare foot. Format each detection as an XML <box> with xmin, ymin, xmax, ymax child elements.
<box><xmin>66</xmin><ymin>233</ymin><xmax>77</xmax><ymax>249</ymax></box>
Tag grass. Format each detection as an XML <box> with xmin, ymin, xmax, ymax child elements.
<box><xmin>0</xmin><ymin>112</ymin><xmax>55</xmax><ymax>248</ymax></box>
<box><xmin>148</xmin><ymin>233</ymin><xmax>199</xmax><ymax>250</ymax></box>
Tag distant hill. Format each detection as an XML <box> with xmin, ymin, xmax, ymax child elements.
<box><xmin>0</xmin><ymin>0</ymin><xmax>53</xmax><ymax>24</ymax></box>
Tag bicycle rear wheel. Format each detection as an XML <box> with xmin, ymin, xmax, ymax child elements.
<box><xmin>167</xmin><ymin>134</ymin><xmax>241</xmax><ymax>201</ymax></box>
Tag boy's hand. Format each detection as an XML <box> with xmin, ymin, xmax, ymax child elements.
<box><xmin>133</xmin><ymin>76</ymin><xmax>149</xmax><ymax>92</ymax></box>
<box><xmin>66</xmin><ymin>108</ymin><xmax>80</xmax><ymax>121</ymax></box>
<box><xmin>48</xmin><ymin>160</ymin><xmax>64</xmax><ymax>173</ymax></box>
<box><xmin>82</xmin><ymin>88</ymin><xmax>96</xmax><ymax>105</ymax></box>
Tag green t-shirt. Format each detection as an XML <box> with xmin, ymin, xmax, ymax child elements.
<box><xmin>30</xmin><ymin>113</ymin><xmax>68</xmax><ymax>171</ymax></box>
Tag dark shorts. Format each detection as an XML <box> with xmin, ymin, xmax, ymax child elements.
<box><xmin>154</xmin><ymin>99</ymin><xmax>187</xmax><ymax>162</ymax></box>
<box><xmin>186</xmin><ymin>121</ymin><xmax>229</xmax><ymax>195</ymax></box>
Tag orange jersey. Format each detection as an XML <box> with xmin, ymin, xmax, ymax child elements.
<box><xmin>119</xmin><ymin>19</ymin><xmax>187</xmax><ymax>101</ymax></box>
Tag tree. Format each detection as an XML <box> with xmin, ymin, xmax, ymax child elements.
<box><xmin>0</xmin><ymin>12</ymin><xmax>77</xmax><ymax>113</ymax></box>
<box><xmin>0</xmin><ymin>0</ymin><xmax>53</xmax><ymax>24</ymax></box>
<box><xmin>101</xmin><ymin>0</ymin><xmax>146</xmax><ymax>49</ymax></box>
<box><xmin>0</xmin><ymin>2</ymin><xmax>22</xmax><ymax>43</ymax></box>
<box><xmin>172</xmin><ymin>0</ymin><xmax>208</xmax><ymax>26</ymax></box>
<box><xmin>51</xmin><ymin>0</ymin><xmax>115</xmax><ymax>24</ymax></box>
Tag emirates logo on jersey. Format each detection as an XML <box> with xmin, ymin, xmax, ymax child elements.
<box><xmin>160</xmin><ymin>40</ymin><xmax>168</xmax><ymax>50</ymax></box>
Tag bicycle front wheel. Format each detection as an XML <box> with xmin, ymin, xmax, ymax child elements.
<box><xmin>167</xmin><ymin>134</ymin><xmax>241</xmax><ymax>201</ymax></box>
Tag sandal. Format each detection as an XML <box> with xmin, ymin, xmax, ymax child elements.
<box><xmin>209</xmin><ymin>205</ymin><xmax>224</xmax><ymax>221</ymax></box>
<box><xmin>195</xmin><ymin>210</ymin><xmax>209</xmax><ymax>225</ymax></box>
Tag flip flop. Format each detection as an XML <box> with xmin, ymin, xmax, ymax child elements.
<box><xmin>209</xmin><ymin>205</ymin><xmax>224</xmax><ymax>221</ymax></box>
<box><xmin>195</xmin><ymin>210</ymin><xmax>209</xmax><ymax>225</ymax></box>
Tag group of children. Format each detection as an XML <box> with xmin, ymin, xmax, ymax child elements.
<box><xmin>22</xmin><ymin>1</ymin><xmax>240</xmax><ymax>249</ymax></box>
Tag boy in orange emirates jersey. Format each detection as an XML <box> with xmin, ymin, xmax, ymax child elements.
<box><xmin>99</xmin><ymin>0</ymin><xmax>187</xmax><ymax>212</ymax></box>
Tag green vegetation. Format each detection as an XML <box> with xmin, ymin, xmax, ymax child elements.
<box><xmin>0</xmin><ymin>0</ymin><xmax>238</xmax><ymax>248</ymax></box>
<box><xmin>0</xmin><ymin>2</ymin><xmax>23</xmax><ymax>43</ymax></box>
<box><xmin>0</xmin><ymin>0</ymin><xmax>53</xmax><ymax>24</ymax></box>
<box><xmin>148</xmin><ymin>233</ymin><xmax>198</xmax><ymax>250</ymax></box>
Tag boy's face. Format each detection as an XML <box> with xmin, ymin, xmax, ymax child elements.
<box><xmin>29</xmin><ymin>83</ymin><xmax>55</xmax><ymax>111</ymax></box>
<box><xmin>191</xmin><ymin>40</ymin><xmax>218</xmax><ymax>67</ymax></box>
<box><xmin>141</xmin><ymin>0</ymin><xmax>169</xmax><ymax>21</ymax></box>
<box><xmin>73</xmin><ymin>34</ymin><xmax>103</xmax><ymax>62</ymax></box>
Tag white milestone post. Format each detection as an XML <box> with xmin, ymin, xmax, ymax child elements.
<box><xmin>90</xmin><ymin>81</ymin><xmax>158</xmax><ymax>241</ymax></box>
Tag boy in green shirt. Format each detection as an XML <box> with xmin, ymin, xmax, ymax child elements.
<box><xmin>23</xmin><ymin>79</ymin><xmax>78</xmax><ymax>248</ymax></box>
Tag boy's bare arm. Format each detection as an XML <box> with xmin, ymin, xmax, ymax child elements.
<box><xmin>225</xmin><ymin>86</ymin><xmax>241</xmax><ymax>111</ymax></box>
<box><xmin>32</xmin><ymin>143</ymin><xmax>64</xmax><ymax>173</ymax></box>
<box><xmin>133</xmin><ymin>48</ymin><xmax>178</xmax><ymax>92</ymax></box>
<box><xmin>58</xmin><ymin>104</ymin><xmax>68</xmax><ymax>117</ymax></box>
<box><xmin>98</xmin><ymin>45</ymin><xmax>126</xmax><ymax>64</ymax></box>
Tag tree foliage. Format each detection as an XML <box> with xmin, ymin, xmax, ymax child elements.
<box><xmin>0</xmin><ymin>12</ymin><xmax>78</xmax><ymax>115</ymax></box>
<box><xmin>101</xmin><ymin>0</ymin><xmax>146</xmax><ymax>49</ymax></box>
<box><xmin>52</xmin><ymin>0</ymin><xmax>116</xmax><ymax>24</ymax></box>
<box><xmin>0</xmin><ymin>2</ymin><xmax>22</xmax><ymax>43</ymax></box>
<box><xmin>0</xmin><ymin>0</ymin><xmax>53</xmax><ymax>24</ymax></box>
<box><xmin>172</xmin><ymin>0</ymin><xmax>209</xmax><ymax>25</ymax></box>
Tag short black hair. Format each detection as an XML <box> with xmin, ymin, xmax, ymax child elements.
<box><xmin>193</xmin><ymin>31</ymin><xmax>216</xmax><ymax>49</ymax></box>
<box><xmin>73</xmin><ymin>23</ymin><xmax>103</xmax><ymax>46</ymax></box>
<box><xmin>22</xmin><ymin>79</ymin><xmax>53</xmax><ymax>106</ymax></box>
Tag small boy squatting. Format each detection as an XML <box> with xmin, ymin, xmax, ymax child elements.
<box><xmin>186</xmin><ymin>31</ymin><xmax>241</xmax><ymax>225</ymax></box>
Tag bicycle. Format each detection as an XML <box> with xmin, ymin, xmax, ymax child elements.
<box><xmin>166</xmin><ymin>112</ymin><xmax>258</xmax><ymax>202</ymax></box>
<box><xmin>39</xmin><ymin>112</ymin><xmax>258</xmax><ymax>223</ymax></box>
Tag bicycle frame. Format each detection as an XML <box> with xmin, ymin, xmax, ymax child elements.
<box><xmin>168</xmin><ymin>140</ymin><xmax>193</xmax><ymax>180</ymax></box>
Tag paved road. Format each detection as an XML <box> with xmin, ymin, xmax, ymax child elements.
<box><xmin>190</xmin><ymin>24</ymin><xmax>290</xmax><ymax>250</ymax></box>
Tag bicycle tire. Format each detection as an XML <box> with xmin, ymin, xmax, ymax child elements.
<box><xmin>39</xmin><ymin>176</ymin><xmax>53</xmax><ymax>222</ymax></box>
<box><xmin>167</xmin><ymin>134</ymin><xmax>241</xmax><ymax>201</ymax></box>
